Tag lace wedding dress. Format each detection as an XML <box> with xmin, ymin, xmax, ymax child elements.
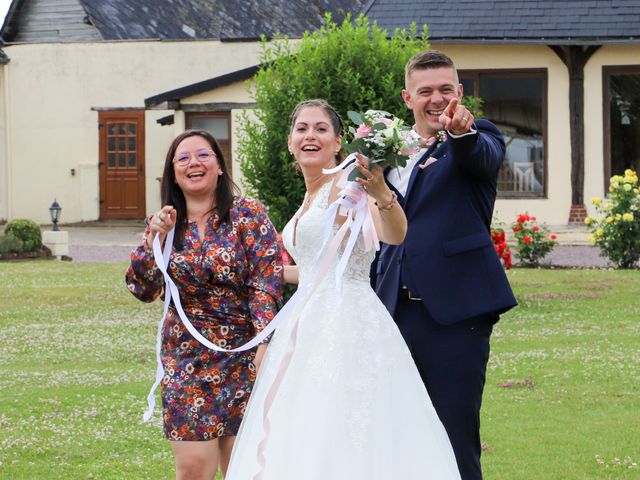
<box><xmin>226</xmin><ymin>180</ymin><xmax>460</xmax><ymax>480</ymax></box>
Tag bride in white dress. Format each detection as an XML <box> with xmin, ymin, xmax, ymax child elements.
<box><xmin>226</xmin><ymin>99</ymin><xmax>460</xmax><ymax>480</ymax></box>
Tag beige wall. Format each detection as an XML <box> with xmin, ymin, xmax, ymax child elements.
<box><xmin>4</xmin><ymin>38</ymin><xmax>639</xmax><ymax>226</ymax></box>
<box><xmin>583</xmin><ymin>44</ymin><xmax>640</xmax><ymax>217</ymax></box>
<box><xmin>3</xmin><ymin>39</ymin><xmax>262</xmax><ymax>224</ymax></box>
<box><xmin>438</xmin><ymin>43</ymin><xmax>640</xmax><ymax>225</ymax></box>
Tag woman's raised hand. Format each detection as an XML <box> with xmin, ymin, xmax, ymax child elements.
<box><xmin>147</xmin><ymin>205</ymin><xmax>177</xmax><ymax>247</ymax></box>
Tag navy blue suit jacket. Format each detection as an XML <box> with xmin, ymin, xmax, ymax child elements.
<box><xmin>375</xmin><ymin>119</ymin><xmax>517</xmax><ymax>325</ymax></box>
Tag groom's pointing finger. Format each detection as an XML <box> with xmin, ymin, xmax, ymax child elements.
<box><xmin>442</xmin><ymin>97</ymin><xmax>458</xmax><ymax>119</ymax></box>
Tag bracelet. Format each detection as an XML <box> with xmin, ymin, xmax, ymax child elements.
<box><xmin>375</xmin><ymin>191</ymin><xmax>397</xmax><ymax>211</ymax></box>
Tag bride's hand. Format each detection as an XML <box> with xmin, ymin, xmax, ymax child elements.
<box><xmin>254</xmin><ymin>343</ymin><xmax>268</xmax><ymax>372</ymax></box>
<box><xmin>353</xmin><ymin>154</ymin><xmax>394</xmax><ymax>206</ymax></box>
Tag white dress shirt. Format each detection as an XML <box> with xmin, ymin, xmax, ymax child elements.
<box><xmin>386</xmin><ymin>128</ymin><xmax>478</xmax><ymax>197</ymax></box>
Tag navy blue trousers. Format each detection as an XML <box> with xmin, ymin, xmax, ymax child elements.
<box><xmin>395</xmin><ymin>295</ymin><xmax>495</xmax><ymax>480</ymax></box>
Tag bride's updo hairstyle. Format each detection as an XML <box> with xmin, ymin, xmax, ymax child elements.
<box><xmin>288</xmin><ymin>99</ymin><xmax>344</xmax><ymax>167</ymax></box>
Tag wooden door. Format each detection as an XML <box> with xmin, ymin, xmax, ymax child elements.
<box><xmin>99</xmin><ymin>111</ymin><xmax>145</xmax><ymax>219</ymax></box>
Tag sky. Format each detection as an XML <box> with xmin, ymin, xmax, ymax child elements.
<box><xmin>0</xmin><ymin>0</ymin><xmax>11</xmax><ymax>29</ymax></box>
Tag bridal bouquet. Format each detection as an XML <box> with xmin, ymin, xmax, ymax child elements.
<box><xmin>342</xmin><ymin>110</ymin><xmax>418</xmax><ymax>180</ymax></box>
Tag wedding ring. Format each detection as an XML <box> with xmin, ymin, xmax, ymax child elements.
<box><xmin>462</xmin><ymin>116</ymin><xmax>468</xmax><ymax>122</ymax></box>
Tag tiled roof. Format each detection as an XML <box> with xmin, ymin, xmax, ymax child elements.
<box><xmin>364</xmin><ymin>0</ymin><xmax>640</xmax><ymax>44</ymax></box>
<box><xmin>79</xmin><ymin>0</ymin><xmax>365</xmax><ymax>41</ymax></box>
<box><xmin>1</xmin><ymin>0</ymin><xmax>365</xmax><ymax>43</ymax></box>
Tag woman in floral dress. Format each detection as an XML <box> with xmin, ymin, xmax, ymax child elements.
<box><xmin>126</xmin><ymin>130</ymin><xmax>283</xmax><ymax>479</ymax></box>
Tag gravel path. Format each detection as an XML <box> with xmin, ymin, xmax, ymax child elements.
<box><xmin>70</xmin><ymin>243</ymin><xmax>615</xmax><ymax>268</ymax></box>
<box><xmin>513</xmin><ymin>245</ymin><xmax>611</xmax><ymax>269</ymax></box>
<box><xmin>69</xmin><ymin>245</ymin><xmax>134</xmax><ymax>263</ymax></box>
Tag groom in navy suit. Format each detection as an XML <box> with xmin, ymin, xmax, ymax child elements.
<box><xmin>374</xmin><ymin>51</ymin><xmax>517</xmax><ymax>479</ymax></box>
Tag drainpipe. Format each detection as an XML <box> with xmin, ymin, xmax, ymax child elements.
<box><xmin>2</xmin><ymin>61</ymin><xmax>11</xmax><ymax>221</ymax></box>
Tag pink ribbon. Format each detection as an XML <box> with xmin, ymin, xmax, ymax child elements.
<box><xmin>252</xmin><ymin>158</ymin><xmax>381</xmax><ymax>477</ymax></box>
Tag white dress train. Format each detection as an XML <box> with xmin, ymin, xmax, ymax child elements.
<box><xmin>226</xmin><ymin>181</ymin><xmax>461</xmax><ymax>479</ymax></box>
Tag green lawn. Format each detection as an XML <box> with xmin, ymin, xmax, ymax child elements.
<box><xmin>0</xmin><ymin>261</ymin><xmax>638</xmax><ymax>479</ymax></box>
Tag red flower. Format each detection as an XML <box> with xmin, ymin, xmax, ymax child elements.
<box><xmin>550</xmin><ymin>234</ymin><xmax>557</xmax><ymax>240</ymax></box>
<box><xmin>533</xmin><ymin>226</ymin><xmax>539</xmax><ymax>232</ymax></box>
<box><xmin>531</xmin><ymin>216</ymin><xmax>537</xmax><ymax>221</ymax></box>
<box><xmin>517</xmin><ymin>214</ymin><xmax>530</xmax><ymax>223</ymax></box>
<box><xmin>523</xmin><ymin>236</ymin><xmax>532</xmax><ymax>244</ymax></box>
<box><xmin>504</xmin><ymin>251</ymin><xmax>512</xmax><ymax>269</ymax></box>
<box><xmin>513</xmin><ymin>225</ymin><xmax>521</xmax><ymax>233</ymax></box>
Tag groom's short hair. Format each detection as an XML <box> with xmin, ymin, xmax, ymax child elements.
<box><xmin>405</xmin><ymin>50</ymin><xmax>456</xmax><ymax>83</ymax></box>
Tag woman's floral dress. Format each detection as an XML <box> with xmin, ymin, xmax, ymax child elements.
<box><xmin>126</xmin><ymin>197</ymin><xmax>283</xmax><ymax>441</ymax></box>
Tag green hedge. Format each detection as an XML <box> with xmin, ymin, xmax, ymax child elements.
<box><xmin>4</xmin><ymin>218</ymin><xmax>42</xmax><ymax>252</ymax></box>
<box><xmin>0</xmin><ymin>233</ymin><xmax>24</xmax><ymax>254</ymax></box>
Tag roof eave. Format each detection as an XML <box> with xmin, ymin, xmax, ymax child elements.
<box><xmin>145</xmin><ymin>64</ymin><xmax>260</xmax><ymax>108</ymax></box>
<box><xmin>428</xmin><ymin>37</ymin><xmax>640</xmax><ymax>46</ymax></box>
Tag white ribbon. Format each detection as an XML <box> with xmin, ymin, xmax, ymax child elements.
<box><xmin>143</xmin><ymin>169</ymin><xmax>379</xmax><ymax>422</ymax></box>
<box><xmin>142</xmin><ymin>231</ymin><xmax>292</xmax><ymax>421</ymax></box>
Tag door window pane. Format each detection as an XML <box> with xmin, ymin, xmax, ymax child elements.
<box><xmin>609</xmin><ymin>72</ymin><xmax>640</xmax><ymax>178</ymax></box>
<box><xmin>191</xmin><ymin>117</ymin><xmax>229</xmax><ymax>140</ymax></box>
<box><xmin>106</xmin><ymin>121</ymin><xmax>138</xmax><ymax>169</ymax></box>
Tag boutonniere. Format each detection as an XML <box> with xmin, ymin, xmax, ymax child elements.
<box><xmin>418</xmin><ymin>130</ymin><xmax>446</xmax><ymax>149</ymax></box>
<box><xmin>418</xmin><ymin>131</ymin><xmax>447</xmax><ymax>169</ymax></box>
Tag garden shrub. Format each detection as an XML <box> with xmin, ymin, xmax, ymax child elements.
<box><xmin>4</xmin><ymin>218</ymin><xmax>43</xmax><ymax>252</ymax></box>
<box><xmin>0</xmin><ymin>233</ymin><xmax>24</xmax><ymax>254</ymax></box>
<box><xmin>511</xmin><ymin>213</ymin><xmax>557</xmax><ymax>267</ymax></box>
<box><xmin>490</xmin><ymin>225</ymin><xmax>512</xmax><ymax>269</ymax></box>
<box><xmin>585</xmin><ymin>169</ymin><xmax>640</xmax><ymax>268</ymax></box>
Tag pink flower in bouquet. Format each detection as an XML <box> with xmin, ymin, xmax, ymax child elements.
<box><xmin>354</xmin><ymin>124</ymin><xmax>372</xmax><ymax>139</ymax></box>
<box><xmin>343</xmin><ymin>110</ymin><xmax>418</xmax><ymax>180</ymax></box>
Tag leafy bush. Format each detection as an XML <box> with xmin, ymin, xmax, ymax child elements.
<box><xmin>238</xmin><ymin>14</ymin><xmax>429</xmax><ymax>230</ymax></box>
<box><xmin>460</xmin><ymin>95</ymin><xmax>484</xmax><ymax>119</ymax></box>
<box><xmin>0</xmin><ymin>233</ymin><xmax>24</xmax><ymax>254</ymax></box>
<box><xmin>585</xmin><ymin>169</ymin><xmax>640</xmax><ymax>269</ymax></box>
<box><xmin>4</xmin><ymin>218</ymin><xmax>43</xmax><ymax>252</ymax></box>
<box><xmin>511</xmin><ymin>213</ymin><xmax>557</xmax><ymax>267</ymax></box>
<box><xmin>490</xmin><ymin>226</ymin><xmax>512</xmax><ymax>269</ymax></box>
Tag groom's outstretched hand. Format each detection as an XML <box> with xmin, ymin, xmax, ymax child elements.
<box><xmin>439</xmin><ymin>97</ymin><xmax>474</xmax><ymax>136</ymax></box>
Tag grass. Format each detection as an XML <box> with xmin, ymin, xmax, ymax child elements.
<box><xmin>0</xmin><ymin>261</ymin><xmax>638</xmax><ymax>479</ymax></box>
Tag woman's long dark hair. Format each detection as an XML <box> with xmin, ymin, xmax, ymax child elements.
<box><xmin>160</xmin><ymin>130</ymin><xmax>240</xmax><ymax>250</ymax></box>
